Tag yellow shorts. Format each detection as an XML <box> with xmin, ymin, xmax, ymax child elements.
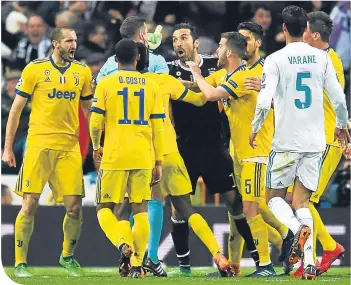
<box><xmin>14</xmin><ymin>146</ymin><xmax>84</xmax><ymax>203</ymax></box>
<box><xmin>233</xmin><ymin>155</ymin><xmax>266</xmax><ymax>202</ymax></box>
<box><xmin>96</xmin><ymin>169</ymin><xmax>152</xmax><ymax>204</ymax></box>
<box><xmin>287</xmin><ymin>145</ymin><xmax>343</xmax><ymax>203</ymax></box>
<box><xmin>153</xmin><ymin>152</ymin><xmax>192</xmax><ymax>197</ymax></box>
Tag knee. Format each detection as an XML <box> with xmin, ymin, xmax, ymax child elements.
<box><xmin>242</xmin><ymin>201</ymin><xmax>259</xmax><ymax>219</ymax></box>
<box><xmin>66</xmin><ymin>203</ymin><xmax>82</xmax><ymax>219</ymax></box>
<box><xmin>291</xmin><ymin>196</ymin><xmax>309</xmax><ymax>210</ymax></box>
<box><xmin>21</xmin><ymin>194</ymin><xmax>39</xmax><ymax>216</ymax></box>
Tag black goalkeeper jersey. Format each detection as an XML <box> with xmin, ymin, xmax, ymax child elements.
<box><xmin>168</xmin><ymin>55</ymin><xmax>230</xmax><ymax>147</ymax></box>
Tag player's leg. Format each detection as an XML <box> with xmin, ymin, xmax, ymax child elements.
<box><xmin>169</xmin><ymin>194</ymin><xmax>234</xmax><ymax>277</ymax></box>
<box><xmin>204</xmin><ymin>148</ymin><xmax>259</xmax><ymax>272</ymax></box>
<box><xmin>227</xmin><ymin>212</ymin><xmax>244</xmax><ymax>276</ymax></box>
<box><xmin>291</xmin><ymin>152</ymin><xmax>324</xmax><ymax>280</ymax></box>
<box><xmin>13</xmin><ymin>146</ymin><xmax>52</xmax><ymax>277</ymax></box>
<box><xmin>146</xmin><ymin>181</ymin><xmax>163</xmax><ymax>266</ymax></box>
<box><xmin>50</xmin><ymin>150</ymin><xmax>85</xmax><ymax>276</ymax></box>
<box><xmin>95</xmin><ymin>169</ymin><xmax>134</xmax><ymax>274</ymax></box>
<box><xmin>310</xmin><ymin>146</ymin><xmax>344</xmax><ymax>275</ymax></box>
<box><xmin>266</xmin><ymin>152</ymin><xmax>310</xmax><ymax>269</ymax></box>
<box><xmin>237</xmin><ymin>162</ymin><xmax>276</xmax><ymax>276</ymax></box>
<box><xmin>170</xmin><ymin>146</ymin><xmax>200</xmax><ymax>275</ymax></box>
<box><xmin>127</xmin><ymin>169</ymin><xmax>153</xmax><ymax>278</ymax></box>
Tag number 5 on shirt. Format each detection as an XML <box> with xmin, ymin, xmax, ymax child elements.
<box><xmin>295</xmin><ymin>71</ymin><xmax>311</xmax><ymax>109</ymax></box>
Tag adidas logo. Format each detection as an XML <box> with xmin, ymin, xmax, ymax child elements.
<box><xmin>44</xmin><ymin>77</ymin><xmax>51</xmax><ymax>82</ymax></box>
<box><xmin>257</xmin><ymin>270</ymin><xmax>274</xmax><ymax>276</ymax></box>
<box><xmin>103</xmin><ymin>193</ymin><xmax>111</xmax><ymax>198</ymax></box>
<box><xmin>277</xmin><ymin>181</ymin><xmax>284</xmax><ymax>186</ymax></box>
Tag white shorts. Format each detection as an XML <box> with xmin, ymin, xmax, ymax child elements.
<box><xmin>265</xmin><ymin>151</ymin><xmax>323</xmax><ymax>192</ymax></box>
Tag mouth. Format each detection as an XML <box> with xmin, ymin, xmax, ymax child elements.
<box><xmin>176</xmin><ymin>49</ymin><xmax>185</xmax><ymax>57</ymax></box>
<box><xmin>68</xmin><ymin>50</ymin><xmax>75</xmax><ymax>57</ymax></box>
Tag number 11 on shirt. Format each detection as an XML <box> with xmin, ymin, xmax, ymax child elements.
<box><xmin>118</xmin><ymin>87</ymin><xmax>148</xmax><ymax>125</ymax></box>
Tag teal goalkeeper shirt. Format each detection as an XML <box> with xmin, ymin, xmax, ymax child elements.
<box><xmin>96</xmin><ymin>51</ymin><xmax>169</xmax><ymax>83</ymax></box>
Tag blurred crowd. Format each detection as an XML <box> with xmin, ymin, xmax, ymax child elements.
<box><xmin>1</xmin><ymin>1</ymin><xmax>350</xmax><ymax>206</ymax></box>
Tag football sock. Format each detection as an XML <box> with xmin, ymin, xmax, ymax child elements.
<box><xmin>296</xmin><ymin>208</ymin><xmax>314</xmax><ymax>266</ymax></box>
<box><xmin>247</xmin><ymin>214</ymin><xmax>271</xmax><ymax>266</ymax></box>
<box><xmin>231</xmin><ymin>214</ymin><xmax>259</xmax><ymax>266</ymax></box>
<box><xmin>171</xmin><ymin>218</ymin><xmax>191</xmax><ymax>268</ymax></box>
<box><xmin>268</xmin><ymin>197</ymin><xmax>301</xmax><ymax>234</ymax></box>
<box><xmin>62</xmin><ymin>212</ymin><xmax>83</xmax><ymax>258</ymax></box>
<box><xmin>97</xmin><ymin>208</ymin><xmax>121</xmax><ymax>247</ymax></box>
<box><xmin>147</xmin><ymin>200</ymin><xmax>163</xmax><ymax>263</ymax></box>
<box><xmin>117</xmin><ymin>220</ymin><xmax>134</xmax><ymax>250</ymax></box>
<box><xmin>131</xmin><ymin>212</ymin><xmax>150</xmax><ymax>267</ymax></box>
<box><xmin>267</xmin><ymin>224</ymin><xmax>283</xmax><ymax>250</ymax></box>
<box><xmin>260</xmin><ymin>199</ymin><xmax>289</xmax><ymax>239</ymax></box>
<box><xmin>309</xmin><ymin>202</ymin><xmax>336</xmax><ymax>252</ymax></box>
<box><xmin>188</xmin><ymin>213</ymin><xmax>221</xmax><ymax>256</ymax></box>
<box><xmin>15</xmin><ymin>212</ymin><xmax>34</xmax><ymax>267</ymax></box>
<box><xmin>228</xmin><ymin>213</ymin><xmax>244</xmax><ymax>265</ymax></box>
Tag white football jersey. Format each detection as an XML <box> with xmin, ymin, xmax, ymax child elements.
<box><xmin>252</xmin><ymin>42</ymin><xmax>348</xmax><ymax>152</ymax></box>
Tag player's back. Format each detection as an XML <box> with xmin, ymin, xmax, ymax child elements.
<box><xmin>268</xmin><ymin>42</ymin><xmax>329</xmax><ymax>152</ymax></box>
<box><xmin>98</xmin><ymin>70</ymin><xmax>162</xmax><ymax>170</ymax></box>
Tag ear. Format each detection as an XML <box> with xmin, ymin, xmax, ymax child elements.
<box><xmin>282</xmin><ymin>23</ymin><xmax>287</xmax><ymax>33</ymax></box>
<box><xmin>114</xmin><ymin>55</ymin><xmax>118</xmax><ymax>63</ymax></box>
<box><xmin>194</xmin><ymin>39</ymin><xmax>200</xmax><ymax>49</ymax></box>
<box><xmin>313</xmin><ymin>32</ymin><xmax>321</xmax><ymax>41</ymax></box>
<box><xmin>137</xmin><ymin>54</ymin><xmax>140</xmax><ymax>61</ymax></box>
<box><xmin>52</xmin><ymin>40</ymin><xmax>58</xmax><ymax>49</ymax></box>
<box><xmin>256</xmin><ymin>39</ymin><xmax>262</xmax><ymax>49</ymax></box>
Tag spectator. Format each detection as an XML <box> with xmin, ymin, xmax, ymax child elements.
<box><xmin>251</xmin><ymin>4</ymin><xmax>281</xmax><ymax>57</ymax></box>
<box><xmin>55</xmin><ymin>10</ymin><xmax>80</xmax><ymax>29</ymax></box>
<box><xmin>85</xmin><ymin>53</ymin><xmax>106</xmax><ymax>78</ymax></box>
<box><xmin>75</xmin><ymin>22</ymin><xmax>113</xmax><ymax>60</ymax></box>
<box><xmin>1</xmin><ymin>184</ymin><xmax>13</xmax><ymax>205</ymax></box>
<box><xmin>11</xmin><ymin>14</ymin><xmax>51</xmax><ymax>70</ymax></box>
<box><xmin>1</xmin><ymin>68</ymin><xmax>30</xmax><ymax>173</ymax></box>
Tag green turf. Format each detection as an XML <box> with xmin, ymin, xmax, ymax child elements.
<box><xmin>4</xmin><ymin>267</ymin><xmax>351</xmax><ymax>285</ymax></box>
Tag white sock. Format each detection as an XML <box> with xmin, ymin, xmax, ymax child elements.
<box><xmin>295</xmin><ymin>208</ymin><xmax>315</xmax><ymax>266</ymax></box>
<box><xmin>268</xmin><ymin>197</ymin><xmax>301</xmax><ymax>234</ymax></box>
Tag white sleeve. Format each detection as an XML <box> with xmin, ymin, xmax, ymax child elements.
<box><xmin>251</xmin><ymin>56</ymin><xmax>278</xmax><ymax>133</ymax></box>
<box><xmin>324</xmin><ymin>54</ymin><xmax>349</xmax><ymax>129</ymax></box>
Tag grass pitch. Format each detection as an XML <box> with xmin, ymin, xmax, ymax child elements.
<box><xmin>4</xmin><ymin>267</ymin><xmax>351</xmax><ymax>285</ymax></box>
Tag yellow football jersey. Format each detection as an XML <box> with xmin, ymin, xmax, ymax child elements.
<box><xmin>145</xmin><ymin>73</ymin><xmax>206</xmax><ymax>155</ymax></box>
<box><xmin>324</xmin><ymin>48</ymin><xmax>345</xmax><ymax>147</ymax></box>
<box><xmin>92</xmin><ymin>69</ymin><xmax>165</xmax><ymax>170</ymax></box>
<box><xmin>15</xmin><ymin>56</ymin><xmax>93</xmax><ymax>152</ymax></box>
<box><xmin>219</xmin><ymin>59</ymin><xmax>274</xmax><ymax>161</ymax></box>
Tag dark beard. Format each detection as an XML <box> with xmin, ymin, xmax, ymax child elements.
<box><xmin>58</xmin><ymin>46</ymin><xmax>73</xmax><ymax>63</ymax></box>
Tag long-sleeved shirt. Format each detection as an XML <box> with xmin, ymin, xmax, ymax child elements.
<box><xmin>252</xmin><ymin>42</ymin><xmax>349</xmax><ymax>153</ymax></box>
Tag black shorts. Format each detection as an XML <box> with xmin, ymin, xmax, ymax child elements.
<box><xmin>178</xmin><ymin>144</ymin><xmax>235</xmax><ymax>194</ymax></box>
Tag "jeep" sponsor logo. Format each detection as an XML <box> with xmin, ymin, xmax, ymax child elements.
<box><xmin>48</xmin><ymin>88</ymin><xmax>76</xmax><ymax>101</ymax></box>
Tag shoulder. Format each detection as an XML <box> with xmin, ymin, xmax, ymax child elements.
<box><xmin>31</xmin><ymin>57</ymin><xmax>50</xmax><ymax>65</ymax></box>
<box><xmin>72</xmin><ymin>60</ymin><xmax>88</xmax><ymax>68</ymax></box>
<box><xmin>328</xmin><ymin>48</ymin><xmax>343</xmax><ymax>66</ymax></box>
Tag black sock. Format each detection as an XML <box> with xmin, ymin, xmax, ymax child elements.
<box><xmin>284</xmin><ymin>229</ymin><xmax>294</xmax><ymax>241</ymax></box>
<box><xmin>171</xmin><ymin>219</ymin><xmax>190</xmax><ymax>268</ymax></box>
<box><xmin>234</xmin><ymin>216</ymin><xmax>260</xmax><ymax>267</ymax></box>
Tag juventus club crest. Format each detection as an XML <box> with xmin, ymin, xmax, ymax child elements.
<box><xmin>73</xmin><ymin>72</ymin><xmax>80</xmax><ymax>86</ymax></box>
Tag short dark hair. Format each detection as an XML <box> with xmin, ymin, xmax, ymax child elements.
<box><xmin>172</xmin><ymin>23</ymin><xmax>199</xmax><ymax>41</ymax></box>
<box><xmin>252</xmin><ymin>4</ymin><xmax>271</xmax><ymax>14</ymax></box>
<box><xmin>51</xmin><ymin>27</ymin><xmax>74</xmax><ymax>42</ymax></box>
<box><xmin>308</xmin><ymin>11</ymin><xmax>333</xmax><ymax>42</ymax></box>
<box><xmin>114</xmin><ymin>39</ymin><xmax>138</xmax><ymax>65</ymax></box>
<box><xmin>51</xmin><ymin>27</ymin><xmax>75</xmax><ymax>49</ymax></box>
<box><xmin>87</xmin><ymin>22</ymin><xmax>105</xmax><ymax>38</ymax></box>
<box><xmin>120</xmin><ymin>16</ymin><xmax>146</xmax><ymax>39</ymax></box>
<box><xmin>282</xmin><ymin>5</ymin><xmax>307</xmax><ymax>37</ymax></box>
<box><xmin>237</xmin><ymin>21</ymin><xmax>264</xmax><ymax>41</ymax></box>
<box><xmin>221</xmin><ymin>32</ymin><xmax>247</xmax><ymax>58</ymax></box>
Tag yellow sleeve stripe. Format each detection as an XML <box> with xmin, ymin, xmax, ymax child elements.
<box><xmin>90</xmin><ymin>106</ymin><xmax>105</xmax><ymax>114</ymax></box>
<box><xmin>80</xmin><ymin>94</ymin><xmax>93</xmax><ymax>100</ymax></box>
<box><xmin>150</xmin><ymin>113</ymin><xmax>166</xmax><ymax>119</ymax></box>
<box><xmin>176</xmin><ymin>88</ymin><xmax>189</xmax><ymax>101</ymax></box>
<box><xmin>15</xmin><ymin>89</ymin><xmax>30</xmax><ymax>98</ymax></box>
<box><xmin>219</xmin><ymin>84</ymin><xmax>238</xmax><ymax>100</ymax></box>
